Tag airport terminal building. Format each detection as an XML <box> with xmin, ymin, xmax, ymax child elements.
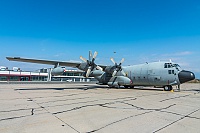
<box><xmin>0</xmin><ymin>66</ymin><xmax>96</xmax><ymax>82</ymax></box>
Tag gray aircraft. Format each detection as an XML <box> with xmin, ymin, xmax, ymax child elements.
<box><xmin>6</xmin><ymin>51</ymin><xmax>195</xmax><ymax>91</ymax></box>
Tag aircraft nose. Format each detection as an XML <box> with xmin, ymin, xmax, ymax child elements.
<box><xmin>178</xmin><ymin>70</ymin><xmax>195</xmax><ymax>84</ymax></box>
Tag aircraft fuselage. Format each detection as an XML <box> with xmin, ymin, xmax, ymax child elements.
<box><xmin>95</xmin><ymin>61</ymin><xmax>195</xmax><ymax>89</ymax></box>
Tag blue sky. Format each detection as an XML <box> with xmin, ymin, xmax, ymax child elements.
<box><xmin>0</xmin><ymin>0</ymin><xmax>200</xmax><ymax>78</ymax></box>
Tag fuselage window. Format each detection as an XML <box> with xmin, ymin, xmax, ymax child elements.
<box><xmin>172</xmin><ymin>70</ymin><xmax>174</xmax><ymax>74</ymax></box>
<box><xmin>168</xmin><ymin>70</ymin><xmax>172</xmax><ymax>74</ymax></box>
<box><xmin>168</xmin><ymin>70</ymin><xmax>175</xmax><ymax>74</ymax></box>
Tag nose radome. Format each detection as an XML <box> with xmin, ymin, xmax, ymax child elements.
<box><xmin>178</xmin><ymin>70</ymin><xmax>195</xmax><ymax>84</ymax></box>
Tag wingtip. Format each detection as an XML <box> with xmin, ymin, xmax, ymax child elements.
<box><xmin>6</xmin><ymin>57</ymin><xmax>11</xmax><ymax>60</ymax></box>
<box><xmin>6</xmin><ymin>57</ymin><xmax>21</xmax><ymax>61</ymax></box>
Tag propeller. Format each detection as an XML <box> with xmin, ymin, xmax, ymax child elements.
<box><xmin>110</xmin><ymin>57</ymin><xmax>126</xmax><ymax>77</ymax></box>
<box><xmin>80</xmin><ymin>51</ymin><xmax>103</xmax><ymax>77</ymax></box>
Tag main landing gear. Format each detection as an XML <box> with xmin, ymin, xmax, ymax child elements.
<box><xmin>163</xmin><ymin>85</ymin><xmax>173</xmax><ymax>91</ymax></box>
<box><xmin>124</xmin><ymin>85</ymin><xmax>134</xmax><ymax>89</ymax></box>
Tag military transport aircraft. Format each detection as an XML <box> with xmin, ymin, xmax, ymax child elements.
<box><xmin>6</xmin><ymin>51</ymin><xmax>195</xmax><ymax>91</ymax></box>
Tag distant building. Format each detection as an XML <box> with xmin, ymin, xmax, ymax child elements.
<box><xmin>12</xmin><ymin>67</ymin><xmax>21</xmax><ymax>72</ymax></box>
<box><xmin>0</xmin><ymin>67</ymin><xmax>96</xmax><ymax>82</ymax></box>
<box><xmin>0</xmin><ymin>66</ymin><xmax>8</xmax><ymax>71</ymax></box>
<box><xmin>0</xmin><ymin>69</ymin><xmax>47</xmax><ymax>81</ymax></box>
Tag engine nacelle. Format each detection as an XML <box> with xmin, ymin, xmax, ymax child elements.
<box><xmin>51</xmin><ymin>67</ymin><xmax>64</xmax><ymax>75</ymax></box>
<box><xmin>107</xmin><ymin>82</ymin><xmax>119</xmax><ymax>87</ymax></box>
<box><xmin>83</xmin><ymin>70</ymin><xmax>104</xmax><ymax>77</ymax></box>
<box><xmin>104</xmin><ymin>66</ymin><xmax>114</xmax><ymax>74</ymax></box>
<box><xmin>78</xmin><ymin>62</ymin><xmax>88</xmax><ymax>71</ymax></box>
<box><xmin>90</xmin><ymin>70</ymin><xmax>104</xmax><ymax>77</ymax></box>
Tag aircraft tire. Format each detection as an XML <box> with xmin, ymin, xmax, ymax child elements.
<box><xmin>164</xmin><ymin>85</ymin><xmax>172</xmax><ymax>91</ymax></box>
<box><xmin>130</xmin><ymin>86</ymin><xmax>134</xmax><ymax>89</ymax></box>
<box><xmin>116</xmin><ymin>85</ymin><xmax>120</xmax><ymax>89</ymax></box>
<box><xmin>124</xmin><ymin>85</ymin><xmax>129</xmax><ymax>88</ymax></box>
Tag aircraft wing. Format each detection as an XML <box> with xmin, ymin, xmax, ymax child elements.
<box><xmin>6</xmin><ymin>57</ymin><xmax>108</xmax><ymax>69</ymax></box>
<box><xmin>6</xmin><ymin>57</ymin><xmax>81</xmax><ymax>68</ymax></box>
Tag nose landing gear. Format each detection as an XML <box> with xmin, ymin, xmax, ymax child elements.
<box><xmin>164</xmin><ymin>85</ymin><xmax>173</xmax><ymax>91</ymax></box>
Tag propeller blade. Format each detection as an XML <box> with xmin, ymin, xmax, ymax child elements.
<box><xmin>112</xmin><ymin>70</ymin><xmax>117</xmax><ymax>77</ymax></box>
<box><xmin>93</xmin><ymin>51</ymin><xmax>98</xmax><ymax>59</ymax></box>
<box><xmin>86</xmin><ymin>67</ymin><xmax>91</xmax><ymax>77</ymax></box>
<box><xmin>96</xmin><ymin>65</ymin><xmax>103</xmax><ymax>71</ymax></box>
<box><xmin>80</xmin><ymin>51</ymin><xmax>102</xmax><ymax>77</ymax></box>
<box><xmin>89</xmin><ymin>51</ymin><xmax>92</xmax><ymax>61</ymax></box>
<box><xmin>119</xmin><ymin>58</ymin><xmax>125</xmax><ymax>65</ymax></box>
<box><xmin>110</xmin><ymin>58</ymin><xmax>116</xmax><ymax>65</ymax></box>
<box><xmin>121</xmin><ymin>70</ymin><xmax>126</xmax><ymax>76</ymax></box>
<box><xmin>80</xmin><ymin>56</ymin><xmax>87</xmax><ymax>62</ymax></box>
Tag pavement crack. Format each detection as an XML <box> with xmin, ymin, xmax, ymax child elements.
<box><xmin>161</xmin><ymin>110</ymin><xmax>200</xmax><ymax>120</ymax></box>
<box><xmin>153</xmin><ymin>108</ymin><xmax>200</xmax><ymax>133</ymax></box>
<box><xmin>160</xmin><ymin>110</ymin><xmax>184</xmax><ymax>117</ymax></box>
<box><xmin>0</xmin><ymin>108</ymin><xmax>38</xmax><ymax>113</ymax></box>
<box><xmin>159</xmin><ymin>95</ymin><xmax>190</xmax><ymax>102</ymax></box>
<box><xmin>186</xmin><ymin>116</ymin><xmax>200</xmax><ymax>120</ymax></box>
<box><xmin>87</xmin><ymin>111</ymin><xmax>153</xmax><ymax>133</ymax></box>
<box><xmin>53</xmin><ymin>98</ymin><xmax>137</xmax><ymax>114</ymax></box>
<box><xmin>15</xmin><ymin>89</ymin><xmax>80</xmax><ymax>133</ymax></box>
<box><xmin>53</xmin><ymin>115</ymin><xmax>80</xmax><ymax>133</ymax></box>
<box><xmin>0</xmin><ymin>115</ymin><xmax>32</xmax><ymax>121</ymax></box>
<box><xmin>53</xmin><ymin>104</ymin><xmax>99</xmax><ymax>114</ymax></box>
<box><xmin>31</xmin><ymin>108</ymin><xmax>34</xmax><ymax>115</ymax></box>
<box><xmin>119</xmin><ymin>102</ymin><xmax>176</xmax><ymax>111</ymax></box>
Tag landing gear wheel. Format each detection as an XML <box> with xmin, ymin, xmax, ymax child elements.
<box><xmin>164</xmin><ymin>85</ymin><xmax>172</xmax><ymax>91</ymax></box>
<box><xmin>116</xmin><ymin>85</ymin><xmax>120</xmax><ymax>89</ymax></box>
<box><xmin>130</xmin><ymin>86</ymin><xmax>134</xmax><ymax>89</ymax></box>
<box><xmin>124</xmin><ymin>85</ymin><xmax>129</xmax><ymax>88</ymax></box>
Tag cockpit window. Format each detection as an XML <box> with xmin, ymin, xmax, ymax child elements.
<box><xmin>165</xmin><ymin>63</ymin><xmax>181</xmax><ymax>71</ymax></box>
<box><xmin>172</xmin><ymin>64</ymin><xmax>181</xmax><ymax>71</ymax></box>
<box><xmin>172</xmin><ymin>64</ymin><xmax>180</xmax><ymax>68</ymax></box>
<box><xmin>164</xmin><ymin>63</ymin><xmax>173</xmax><ymax>68</ymax></box>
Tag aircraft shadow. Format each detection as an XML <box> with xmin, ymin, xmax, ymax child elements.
<box><xmin>14</xmin><ymin>87</ymin><xmax>181</xmax><ymax>93</ymax></box>
<box><xmin>14</xmin><ymin>85</ymin><xmax>167</xmax><ymax>92</ymax></box>
<box><xmin>14</xmin><ymin>85</ymin><xmax>108</xmax><ymax>91</ymax></box>
<box><xmin>120</xmin><ymin>87</ymin><xmax>164</xmax><ymax>91</ymax></box>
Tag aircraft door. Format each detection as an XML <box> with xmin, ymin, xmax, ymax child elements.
<box><xmin>160</xmin><ymin>63</ymin><xmax>179</xmax><ymax>86</ymax></box>
<box><xmin>165</xmin><ymin>69</ymin><xmax>178</xmax><ymax>85</ymax></box>
<box><xmin>148</xmin><ymin>69</ymin><xmax>161</xmax><ymax>86</ymax></box>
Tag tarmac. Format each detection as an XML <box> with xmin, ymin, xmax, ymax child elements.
<box><xmin>0</xmin><ymin>82</ymin><xmax>200</xmax><ymax>133</ymax></box>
